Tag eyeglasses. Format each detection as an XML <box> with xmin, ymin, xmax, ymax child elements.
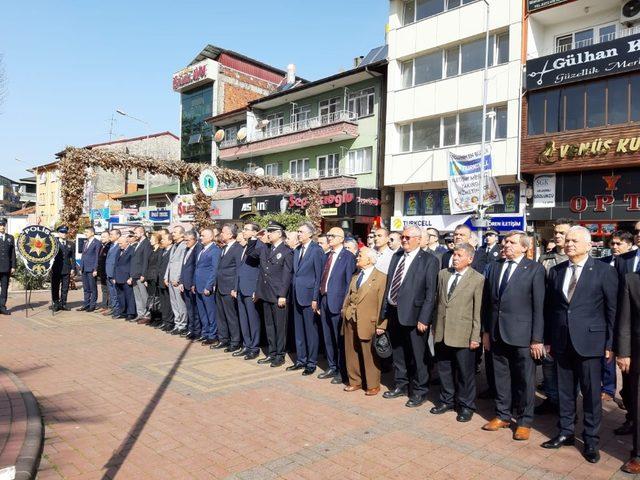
<box><xmin>611</xmin><ymin>241</ymin><xmax>622</xmax><ymax>245</ymax></box>
<box><xmin>367</xmin><ymin>235</ymin><xmax>374</xmax><ymax>239</ymax></box>
<box><xmin>400</xmin><ymin>235</ymin><xmax>419</xmax><ymax>241</ymax></box>
<box><xmin>635</xmin><ymin>229</ymin><xmax>640</xmax><ymax>235</ymax></box>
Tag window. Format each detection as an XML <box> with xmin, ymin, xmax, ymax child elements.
<box><xmin>403</xmin><ymin>0</ymin><xmax>472</xmax><ymax>24</ymax></box>
<box><xmin>494</xmin><ymin>106</ymin><xmax>508</xmax><ymax>139</ymax></box>
<box><xmin>461</xmin><ymin>38</ymin><xmax>485</xmax><ymax>74</ymax></box>
<box><xmin>289</xmin><ymin>158</ymin><xmax>309</xmax><ymax>180</ymax></box>
<box><xmin>348</xmin><ymin>88</ymin><xmax>375</xmax><ymax>118</ymax></box>
<box><xmin>414</xmin><ymin>51</ymin><xmax>443</xmax><ymax>85</ymax></box>
<box><xmin>187</xmin><ymin>133</ymin><xmax>202</xmax><ymax>145</ymax></box>
<box><xmin>599</xmin><ymin>24</ymin><xmax>616</xmax><ymax>43</ymax></box>
<box><xmin>445</xmin><ymin>47</ymin><xmax>459</xmax><ymax>77</ymax></box>
<box><xmin>266</xmin><ymin>112</ymin><xmax>284</xmax><ymax>136</ymax></box>
<box><xmin>403</xmin><ymin>0</ymin><xmax>416</xmax><ymax>25</ymax></box>
<box><xmin>496</xmin><ymin>32</ymin><xmax>509</xmax><ymax>64</ymax></box>
<box><xmin>317</xmin><ymin>154</ymin><xmax>339</xmax><ymax>178</ymax></box>
<box><xmin>412</xmin><ymin>118</ymin><xmax>440</xmax><ymax>150</ymax></box>
<box><xmin>401</xmin><ymin>60</ymin><xmax>414</xmax><ymax>88</ymax></box>
<box><xmin>400</xmin><ymin>124</ymin><xmax>411</xmax><ymax>152</ymax></box>
<box><xmin>632</xmin><ymin>75</ymin><xmax>640</xmax><ymax>121</ymax></box>
<box><xmin>347</xmin><ymin>148</ymin><xmax>372</xmax><ymax>174</ymax></box>
<box><xmin>265</xmin><ymin>163</ymin><xmax>280</xmax><ymax>177</ymax></box>
<box><xmin>555</xmin><ymin>35</ymin><xmax>572</xmax><ymax>53</ymax></box>
<box><xmin>319</xmin><ymin>98</ymin><xmax>340</xmax><ymax>124</ymax></box>
<box><xmin>555</xmin><ymin>24</ymin><xmax>616</xmax><ymax>53</ymax></box>
<box><xmin>223</xmin><ymin>126</ymin><xmax>237</xmax><ymax>142</ymax></box>
<box><xmin>586</xmin><ymin>81</ymin><xmax>605</xmax><ymax>128</ymax></box>
<box><xmin>244</xmin><ymin>163</ymin><xmax>258</xmax><ymax>174</ymax></box>
<box><xmin>574</xmin><ymin>28</ymin><xmax>594</xmax><ymax>48</ymax></box>
<box><xmin>417</xmin><ymin>0</ymin><xmax>444</xmax><ymax>22</ymax></box>
<box><xmin>442</xmin><ymin>115</ymin><xmax>457</xmax><ymax>146</ymax></box>
<box><xmin>292</xmin><ymin>104</ymin><xmax>311</xmax><ymax>129</ymax></box>
<box><xmin>459</xmin><ymin>110</ymin><xmax>483</xmax><ymax>144</ymax></box>
<box><xmin>562</xmin><ymin>84</ymin><xmax>585</xmax><ymax>131</ymax></box>
<box><xmin>607</xmin><ymin>77</ymin><xmax>628</xmax><ymax>125</ymax></box>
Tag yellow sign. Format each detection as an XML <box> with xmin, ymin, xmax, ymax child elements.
<box><xmin>537</xmin><ymin>137</ymin><xmax>640</xmax><ymax>164</ymax></box>
<box><xmin>320</xmin><ymin>208</ymin><xmax>338</xmax><ymax>217</ymax></box>
<box><xmin>390</xmin><ymin>216</ymin><xmax>404</xmax><ymax>232</ymax></box>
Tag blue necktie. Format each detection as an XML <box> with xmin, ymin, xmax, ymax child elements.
<box><xmin>356</xmin><ymin>270</ymin><xmax>365</xmax><ymax>289</ymax></box>
<box><xmin>499</xmin><ymin>261</ymin><xmax>514</xmax><ymax>297</ymax></box>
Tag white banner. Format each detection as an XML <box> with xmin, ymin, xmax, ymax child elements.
<box><xmin>447</xmin><ymin>150</ymin><xmax>503</xmax><ymax>214</ymax></box>
<box><xmin>533</xmin><ymin>173</ymin><xmax>556</xmax><ymax>208</ymax></box>
<box><xmin>401</xmin><ymin>215</ymin><xmax>470</xmax><ymax>231</ymax></box>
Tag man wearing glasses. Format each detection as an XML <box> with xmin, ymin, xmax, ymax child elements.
<box><xmin>388</xmin><ymin>232</ymin><xmax>402</xmax><ymax>253</ymax></box>
<box><xmin>422</xmin><ymin>227</ymin><xmax>447</xmax><ymax>262</ymax></box>
<box><xmin>381</xmin><ymin>226</ymin><xmax>439</xmax><ymax>407</ymax></box>
<box><xmin>484</xmin><ymin>229</ymin><xmax>501</xmax><ymax>264</ymax></box>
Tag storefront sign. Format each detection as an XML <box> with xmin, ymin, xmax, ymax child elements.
<box><xmin>401</xmin><ymin>215</ymin><xmax>470</xmax><ymax>231</ymax></box>
<box><xmin>172</xmin><ymin>60</ymin><xmax>214</xmax><ymax>92</ymax></box>
<box><xmin>320</xmin><ymin>208</ymin><xmax>338</xmax><ymax>217</ymax></box>
<box><xmin>537</xmin><ymin>137</ymin><xmax>640</xmax><ymax>165</ymax></box>
<box><xmin>405</xmin><ymin>185</ymin><xmax>519</xmax><ymax>217</ymax></box>
<box><xmin>148</xmin><ymin>209</ymin><xmax>172</xmax><ymax>222</ymax></box>
<box><xmin>448</xmin><ymin>150</ymin><xmax>503</xmax><ymax>214</ymax></box>
<box><xmin>528</xmin><ymin>168</ymin><xmax>640</xmax><ymax>221</ymax></box>
<box><xmin>209</xmin><ymin>199</ymin><xmax>233</xmax><ymax>220</ymax></box>
<box><xmin>288</xmin><ymin>188</ymin><xmax>381</xmax><ymax>218</ymax></box>
<box><xmin>527</xmin><ymin>0</ymin><xmax>569</xmax><ymax>12</ymax></box>
<box><xmin>233</xmin><ymin>195</ymin><xmax>285</xmax><ymax>219</ymax></box>
<box><xmin>533</xmin><ymin>174</ymin><xmax>556</xmax><ymax>208</ymax></box>
<box><xmin>465</xmin><ymin>215</ymin><xmax>525</xmax><ymax>232</ymax></box>
<box><xmin>173</xmin><ymin>194</ymin><xmax>196</xmax><ymax>222</ymax></box>
<box><xmin>199</xmin><ymin>169</ymin><xmax>219</xmax><ymax>197</ymax></box>
<box><xmin>526</xmin><ymin>32</ymin><xmax>640</xmax><ymax>90</ymax></box>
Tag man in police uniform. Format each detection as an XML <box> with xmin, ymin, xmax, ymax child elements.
<box><xmin>246</xmin><ymin>221</ymin><xmax>293</xmax><ymax>368</ymax></box>
<box><xmin>51</xmin><ymin>226</ymin><xmax>75</xmax><ymax>312</ymax></box>
<box><xmin>0</xmin><ymin>218</ymin><xmax>15</xmax><ymax>315</ymax></box>
<box><xmin>484</xmin><ymin>229</ymin><xmax>501</xmax><ymax>264</ymax></box>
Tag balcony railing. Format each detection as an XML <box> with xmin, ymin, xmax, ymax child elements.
<box><xmin>551</xmin><ymin>25</ymin><xmax>640</xmax><ymax>55</ymax></box>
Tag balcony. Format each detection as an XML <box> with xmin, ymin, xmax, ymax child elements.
<box><xmin>218</xmin><ymin>110</ymin><xmax>359</xmax><ymax>160</ymax></box>
<box><xmin>532</xmin><ymin>25</ymin><xmax>640</xmax><ymax>59</ymax></box>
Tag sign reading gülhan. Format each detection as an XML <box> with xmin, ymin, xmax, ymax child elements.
<box><xmin>526</xmin><ymin>32</ymin><xmax>640</xmax><ymax>90</ymax></box>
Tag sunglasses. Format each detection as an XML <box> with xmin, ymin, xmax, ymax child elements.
<box><xmin>401</xmin><ymin>235</ymin><xmax>419</xmax><ymax>241</ymax></box>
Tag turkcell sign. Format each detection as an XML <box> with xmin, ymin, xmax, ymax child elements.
<box><xmin>526</xmin><ymin>32</ymin><xmax>640</xmax><ymax>90</ymax></box>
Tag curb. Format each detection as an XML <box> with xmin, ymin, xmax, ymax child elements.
<box><xmin>0</xmin><ymin>368</ymin><xmax>44</xmax><ymax>480</ymax></box>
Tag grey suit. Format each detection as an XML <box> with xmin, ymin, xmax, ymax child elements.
<box><xmin>164</xmin><ymin>241</ymin><xmax>188</xmax><ymax>329</ymax></box>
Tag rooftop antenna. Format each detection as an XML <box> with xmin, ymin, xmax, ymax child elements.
<box><xmin>107</xmin><ymin>114</ymin><xmax>117</xmax><ymax>141</ymax></box>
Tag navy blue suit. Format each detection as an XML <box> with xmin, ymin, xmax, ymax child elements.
<box><xmin>105</xmin><ymin>242</ymin><xmax>120</xmax><ymax>312</ymax></box>
<box><xmin>544</xmin><ymin>256</ymin><xmax>618</xmax><ymax>448</ymax></box>
<box><xmin>236</xmin><ymin>240</ymin><xmax>265</xmax><ymax>354</ymax></box>
<box><xmin>216</xmin><ymin>242</ymin><xmax>243</xmax><ymax>348</ymax></box>
<box><xmin>194</xmin><ymin>243</ymin><xmax>221</xmax><ymax>340</ymax></box>
<box><xmin>180</xmin><ymin>243</ymin><xmax>201</xmax><ymax>336</ymax></box>
<box><xmin>114</xmin><ymin>247</ymin><xmax>136</xmax><ymax>317</ymax></box>
<box><xmin>292</xmin><ymin>241</ymin><xmax>325</xmax><ymax>368</ymax></box>
<box><xmin>80</xmin><ymin>237</ymin><xmax>101</xmax><ymax>309</ymax></box>
<box><xmin>319</xmin><ymin>247</ymin><xmax>356</xmax><ymax>372</ymax></box>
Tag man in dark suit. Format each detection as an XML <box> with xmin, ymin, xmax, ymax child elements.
<box><xmin>317</xmin><ymin>226</ymin><xmax>356</xmax><ymax>382</ymax></box>
<box><xmin>233</xmin><ymin>223</ymin><xmax>265</xmax><ymax>360</ymax></box>
<box><xmin>0</xmin><ymin>219</ymin><xmax>15</xmax><ymax>315</ymax></box>
<box><xmin>615</xmin><ymin>268</ymin><xmax>640</xmax><ymax>474</ymax></box>
<box><xmin>104</xmin><ymin>229</ymin><xmax>122</xmax><ymax>317</ymax></box>
<box><xmin>483</xmin><ymin>229</ymin><xmax>501</xmax><ymax>264</ymax></box>
<box><xmin>248</xmin><ymin>221</ymin><xmax>293</xmax><ymax>368</ymax></box>
<box><xmin>96</xmin><ymin>231</ymin><xmax>111</xmax><ymax>312</ymax></box>
<box><xmin>542</xmin><ymin>226</ymin><xmax>618</xmax><ymax>463</ymax></box>
<box><xmin>214</xmin><ymin>223</ymin><xmax>244</xmax><ymax>353</ymax></box>
<box><xmin>288</xmin><ymin>222</ymin><xmax>325</xmax><ymax>376</ymax></box>
<box><xmin>194</xmin><ymin>228</ymin><xmax>221</xmax><ymax>345</ymax></box>
<box><xmin>441</xmin><ymin>225</ymin><xmax>487</xmax><ymax>274</ymax></box>
<box><xmin>481</xmin><ymin>230</ymin><xmax>546</xmax><ymax>441</ymax></box>
<box><xmin>114</xmin><ymin>236</ymin><xmax>136</xmax><ymax>320</ymax></box>
<box><xmin>78</xmin><ymin>226</ymin><xmax>101</xmax><ymax>312</ymax></box>
<box><xmin>381</xmin><ymin>225</ymin><xmax>439</xmax><ymax>407</ymax></box>
<box><xmin>179</xmin><ymin>231</ymin><xmax>201</xmax><ymax>340</ymax></box>
<box><xmin>51</xmin><ymin>225</ymin><xmax>75</xmax><ymax>312</ymax></box>
<box><xmin>129</xmin><ymin>226</ymin><xmax>151</xmax><ymax>319</ymax></box>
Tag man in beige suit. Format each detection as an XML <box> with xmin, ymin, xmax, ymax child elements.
<box><xmin>341</xmin><ymin>247</ymin><xmax>387</xmax><ymax>396</ymax></box>
<box><xmin>430</xmin><ymin>243</ymin><xmax>484</xmax><ymax>422</ymax></box>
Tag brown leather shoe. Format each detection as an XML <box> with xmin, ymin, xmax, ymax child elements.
<box><xmin>622</xmin><ymin>458</ymin><xmax>640</xmax><ymax>474</ymax></box>
<box><xmin>482</xmin><ymin>418</ymin><xmax>510</xmax><ymax>431</ymax></box>
<box><xmin>513</xmin><ymin>426</ymin><xmax>531</xmax><ymax>441</ymax></box>
<box><xmin>343</xmin><ymin>385</ymin><xmax>361</xmax><ymax>392</ymax></box>
<box><xmin>137</xmin><ymin>317</ymin><xmax>150</xmax><ymax>325</ymax></box>
<box><xmin>365</xmin><ymin>387</ymin><xmax>380</xmax><ymax>396</ymax></box>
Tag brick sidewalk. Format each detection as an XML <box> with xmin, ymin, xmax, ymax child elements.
<box><xmin>0</xmin><ymin>290</ymin><xmax>635</xmax><ymax>479</ymax></box>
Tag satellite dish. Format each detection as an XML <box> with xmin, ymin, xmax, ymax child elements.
<box><xmin>237</xmin><ymin>127</ymin><xmax>247</xmax><ymax>141</ymax></box>
<box><xmin>214</xmin><ymin>130</ymin><xmax>225</xmax><ymax>143</ymax></box>
<box><xmin>254</xmin><ymin>167</ymin><xmax>265</xmax><ymax>177</ymax></box>
<box><xmin>258</xmin><ymin>119</ymin><xmax>270</xmax><ymax>129</ymax></box>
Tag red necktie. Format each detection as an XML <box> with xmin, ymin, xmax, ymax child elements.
<box><xmin>320</xmin><ymin>251</ymin><xmax>334</xmax><ymax>295</ymax></box>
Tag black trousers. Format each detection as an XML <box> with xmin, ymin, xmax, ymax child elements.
<box><xmin>435</xmin><ymin>342</ymin><xmax>476</xmax><ymax>410</ymax></box>
<box><xmin>262</xmin><ymin>300</ymin><xmax>287</xmax><ymax>360</ymax></box>
<box><xmin>629</xmin><ymin>372</ymin><xmax>640</xmax><ymax>459</ymax></box>
<box><xmin>0</xmin><ymin>271</ymin><xmax>9</xmax><ymax>310</ymax></box>
<box><xmin>51</xmin><ymin>272</ymin><xmax>70</xmax><ymax>306</ymax></box>
<box><xmin>556</xmin><ymin>342</ymin><xmax>602</xmax><ymax>448</ymax></box>
<box><xmin>216</xmin><ymin>291</ymin><xmax>241</xmax><ymax>347</ymax></box>
<box><xmin>159</xmin><ymin>286</ymin><xmax>174</xmax><ymax>327</ymax></box>
<box><xmin>492</xmin><ymin>337</ymin><xmax>535</xmax><ymax>427</ymax></box>
<box><xmin>387</xmin><ymin>306</ymin><xmax>429</xmax><ymax>397</ymax></box>
<box><xmin>622</xmin><ymin>371</ymin><xmax>632</xmax><ymax>422</ymax></box>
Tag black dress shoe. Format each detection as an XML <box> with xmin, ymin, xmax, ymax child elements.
<box><xmin>317</xmin><ymin>369</ymin><xmax>338</xmax><ymax>379</ymax></box>
<box><xmin>286</xmin><ymin>363</ymin><xmax>305</xmax><ymax>371</ymax></box>
<box><xmin>59</xmin><ymin>305</ymin><xmax>70</xmax><ymax>311</ymax></box>
<box><xmin>76</xmin><ymin>306</ymin><xmax>87</xmax><ymax>311</ymax></box>
<box><xmin>244</xmin><ymin>351</ymin><xmax>259</xmax><ymax>360</ymax></box>
<box><xmin>257</xmin><ymin>356</ymin><xmax>274</xmax><ymax>364</ymax></box>
<box><xmin>171</xmin><ymin>328</ymin><xmax>186</xmax><ymax>335</ymax></box>
<box><xmin>331</xmin><ymin>376</ymin><xmax>344</xmax><ymax>384</ymax></box>
<box><xmin>541</xmin><ymin>434</ymin><xmax>575</xmax><ymax>449</ymax></box>
<box><xmin>86</xmin><ymin>307</ymin><xmax>96</xmax><ymax>312</ymax></box>
<box><xmin>117</xmin><ymin>315</ymin><xmax>127</xmax><ymax>319</ymax></box>
<box><xmin>180</xmin><ymin>330</ymin><xmax>190</xmax><ymax>337</ymax></box>
<box><xmin>270</xmin><ymin>358</ymin><xmax>285</xmax><ymax>368</ymax></box>
<box><xmin>202</xmin><ymin>338</ymin><xmax>217</xmax><ymax>345</ymax></box>
<box><xmin>583</xmin><ymin>445</ymin><xmax>600</xmax><ymax>463</ymax></box>
<box><xmin>126</xmin><ymin>316</ymin><xmax>137</xmax><ymax>321</ymax></box>
<box><xmin>232</xmin><ymin>348</ymin><xmax>248</xmax><ymax>357</ymax></box>
<box><xmin>161</xmin><ymin>324</ymin><xmax>174</xmax><ymax>332</ymax></box>
<box><xmin>302</xmin><ymin>367</ymin><xmax>316</xmax><ymax>376</ymax></box>
<box><xmin>213</xmin><ymin>341</ymin><xmax>229</xmax><ymax>350</ymax></box>
<box><xmin>430</xmin><ymin>403</ymin><xmax>455</xmax><ymax>415</ymax></box>
<box><xmin>406</xmin><ymin>394</ymin><xmax>427</xmax><ymax>408</ymax></box>
<box><xmin>197</xmin><ymin>336</ymin><xmax>207</xmax><ymax>342</ymax></box>
<box><xmin>534</xmin><ymin>399</ymin><xmax>559</xmax><ymax>415</ymax></box>
<box><xmin>224</xmin><ymin>345</ymin><xmax>241</xmax><ymax>353</ymax></box>
<box><xmin>185</xmin><ymin>333</ymin><xmax>198</xmax><ymax>340</ymax></box>
<box><xmin>456</xmin><ymin>408</ymin><xmax>474</xmax><ymax>422</ymax></box>
<box><xmin>383</xmin><ymin>387</ymin><xmax>408</xmax><ymax>399</ymax></box>
<box><xmin>615</xmin><ymin>420</ymin><xmax>633</xmax><ymax>435</ymax></box>
<box><xmin>0</xmin><ymin>309</ymin><xmax>10</xmax><ymax>315</ymax></box>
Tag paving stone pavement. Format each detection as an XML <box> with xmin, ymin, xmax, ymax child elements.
<box><xmin>0</xmin><ymin>290</ymin><xmax>637</xmax><ymax>479</ymax></box>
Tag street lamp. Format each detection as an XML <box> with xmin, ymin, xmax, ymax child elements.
<box><xmin>476</xmin><ymin>0</ymin><xmax>492</xmax><ymax>235</ymax></box>
<box><xmin>116</xmin><ymin>109</ymin><xmax>151</xmax><ymax>211</ymax></box>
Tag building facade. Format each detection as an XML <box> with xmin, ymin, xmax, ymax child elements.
<box><xmin>385</xmin><ymin>0</ymin><xmax>525</xmax><ymax>234</ymax></box>
<box><xmin>522</xmin><ymin>0</ymin><xmax>640</xmax><ymax>255</ymax></box>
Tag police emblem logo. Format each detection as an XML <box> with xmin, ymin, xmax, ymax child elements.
<box><xmin>493</xmin><ymin>251</ymin><xmax>498</xmax><ymax>257</ymax></box>
<box><xmin>17</xmin><ymin>225</ymin><xmax>59</xmax><ymax>276</ymax></box>
<box><xmin>276</xmin><ymin>253</ymin><xmax>282</xmax><ymax>260</ymax></box>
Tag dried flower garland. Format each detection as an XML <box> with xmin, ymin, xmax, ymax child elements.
<box><xmin>59</xmin><ymin>147</ymin><xmax>321</xmax><ymax>236</ymax></box>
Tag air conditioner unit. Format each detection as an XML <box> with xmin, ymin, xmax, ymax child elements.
<box><xmin>621</xmin><ymin>0</ymin><xmax>640</xmax><ymax>26</ymax></box>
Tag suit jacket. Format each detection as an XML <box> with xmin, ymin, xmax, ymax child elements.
<box><xmin>0</xmin><ymin>234</ymin><xmax>16</xmax><ymax>273</ymax></box>
<box><xmin>164</xmin><ymin>241</ymin><xmax>186</xmax><ymax>283</ymax></box>
<box><xmin>483</xmin><ymin>257</ymin><xmax>546</xmax><ymax>347</ymax></box>
<box><xmin>485</xmin><ymin>244</ymin><xmax>501</xmax><ymax>263</ymax></box>
<box><xmin>179</xmin><ymin>243</ymin><xmax>201</xmax><ymax>291</ymax></box>
<box><xmin>292</xmin><ymin>241</ymin><xmax>325</xmax><ymax>307</ymax></box>
<box><xmin>114</xmin><ymin>247</ymin><xmax>133</xmax><ymax>284</ymax></box>
<box><xmin>381</xmin><ymin>249</ymin><xmax>439</xmax><ymax>327</ymax></box>
<box><xmin>236</xmin><ymin>240</ymin><xmax>265</xmax><ymax>296</ymax></box>
<box><xmin>216</xmin><ymin>241</ymin><xmax>243</xmax><ymax>295</ymax></box>
<box><xmin>129</xmin><ymin>237</ymin><xmax>152</xmax><ymax>280</ymax></box>
<box><xmin>194</xmin><ymin>243</ymin><xmax>221</xmax><ymax>293</ymax></box>
<box><xmin>96</xmin><ymin>241</ymin><xmax>111</xmax><ymax>280</ymax></box>
<box><xmin>441</xmin><ymin>247</ymin><xmax>487</xmax><ymax>274</ymax></box>
<box><xmin>145</xmin><ymin>248</ymin><xmax>163</xmax><ymax>284</ymax></box>
<box><xmin>105</xmin><ymin>242</ymin><xmax>120</xmax><ymax>279</ymax></box>
<box><xmin>80</xmin><ymin>237</ymin><xmax>101</xmax><ymax>273</ymax></box>
<box><xmin>158</xmin><ymin>248</ymin><xmax>172</xmax><ymax>288</ymax></box>
<box><xmin>615</xmin><ymin>272</ymin><xmax>640</xmax><ymax>371</ymax></box>
<box><xmin>424</xmin><ymin>245</ymin><xmax>447</xmax><ymax>262</ymax></box>
<box><xmin>341</xmin><ymin>269</ymin><xmax>387</xmax><ymax>340</ymax></box>
<box><xmin>250</xmin><ymin>240</ymin><xmax>293</xmax><ymax>304</ymax></box>
<box><xmin>615</xmin><ymin>250</ymin><xmax>638</xmax><ymax>278</ymax></box>
<box><xmin>544</xmin><ymin>256</ymin><xmax>618</xmax><ymax>357</ymax></box>
<box><xmin>51</xmin><ymin>239</ymin><xmax>75</xmax><ymax>275</ymax></box>
<box><xmin>434</xmin><ymin>267</ymin><xmax>485</xmax><ymax>348</ymax></box>
<box><xmin>323</xmin><ymin>247</ymin><xmax>356</xmax><ymax>314</ymax></box>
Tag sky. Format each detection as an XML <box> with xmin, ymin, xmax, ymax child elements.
<box><xmin>0</xmin><ymin>0</ymin><xmax>389</xmax><ymax>181</ymax></box>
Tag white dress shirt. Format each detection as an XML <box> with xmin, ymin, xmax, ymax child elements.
<box><xmin>386</xmin><ymin>248</ymin><xmax>419</xmax><ymax>305</ymax></box>
<box><xmin>633</xmin><ymin>250</ymin><xmax>640</xmax><ymax>273</ymax></box>
<box><xmin>498</xmin><ymin>255</ymin><xmax>524</xmax><ymax>286</ymax></box>
<box><xmin>326</xmin><ymin>245</ymin><xmax>343</xmax><ymax>283</ymax></box>
<box><xmin>359</xmin><ymin>265</ymin><xmax>375</xmax><ymax>286</ymax></box>
<box><xmin>447</xmin><ymin>267</ymin><xmax>469</xmax><ymax>294</ymax></box>
<box><xmin>374</xmin><ymin>246</ymin><xmax>394</xmax><ymax>274</ymax></box>
<box><xmin>562</xmin><ymin>255</ymin><xmax>589</xmax><ymax>298</ymax></box>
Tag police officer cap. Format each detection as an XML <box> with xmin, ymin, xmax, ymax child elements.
<box><xmin>444</xmin><ymin>233</ymin><xmax>454</xmax><ymax>242</ymax></box>
<box><xmin>485</xmin><ymin>229</ymin><xmax>499</xmax><ymax>236</ymax></box>
<box><xmin>0</xmin><ymin>218</ymin><xmax>6</xmax><ymax>226</ymax></box>
<box><xmin>265</xmin><ymin>220</ymin><xmax>286</xmax><ymax>232</ymax></box>
<box><xmin>57</xmin><ymin>226</ymin><xmax>69</xmax><ymax>233</ymax></box>
<box><xmin>374</xmin><ymin>331</ymin><xmax>393</xmax><ymax>359</ymax></box>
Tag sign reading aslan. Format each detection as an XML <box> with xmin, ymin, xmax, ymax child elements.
<box><xmin>537</xmin><ymin>137</ymin><xmax>640</xmax><ymax>164</ymax></box>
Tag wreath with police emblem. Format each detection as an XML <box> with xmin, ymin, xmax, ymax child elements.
<box><xmin>17</xmin><ymin>225</ymin><xmax>59</xmax><ymax>276</ymax></box>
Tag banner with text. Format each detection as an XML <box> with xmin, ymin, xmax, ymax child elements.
<box><xmin>447</xmin><ymin>150</ymin><xmax>503</xmax><ymax>215</ymax></box>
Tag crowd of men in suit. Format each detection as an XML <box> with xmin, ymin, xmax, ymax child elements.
<box><xmin>27</xmin><ymin>216</ymin><xmax>640</xmax><ymax>473</ymax></box>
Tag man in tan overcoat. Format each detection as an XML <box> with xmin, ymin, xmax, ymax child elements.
<box><xmin>341</xmin><ymin>247</ymin><xmax>387</xmax><ymax>395</ymax></box>
<box><xmin>430</xmin><ymin>243</ymin><xmax>484</xmax><ymax>422</ymax></box>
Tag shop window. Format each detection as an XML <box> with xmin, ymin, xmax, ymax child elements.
<box><xmin>586</xmin><ymin>81</ymin><xmax>606</xmax><ymax>128</ymax></box>
<box><xmin>562</xmin><ymin>84</ymin><xmax>585</xmax><ymax>131</ymax></box>
<box><xmin>631</xmin><ymin>74</ymin><xmax>640</xmax><ymax>122</ymax></box>
<box><xmin>608</xmin><ymin>77</ymin><xmax>629</xmax><ymax>125</ymax></box>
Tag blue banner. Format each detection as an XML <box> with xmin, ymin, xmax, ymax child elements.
<box><xmin>465</xmin><ymin>216</ymin><xmax>525</xmax><ymax>232</ymax></box>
